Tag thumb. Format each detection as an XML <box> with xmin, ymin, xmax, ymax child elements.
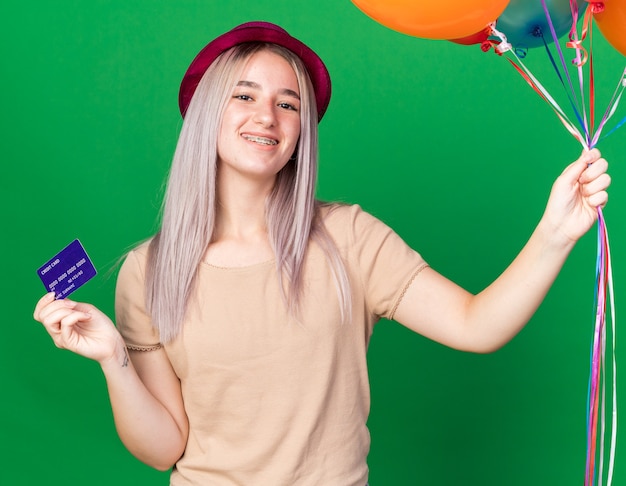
<box><xmin>559</xmin><ymin>148</ymin><xmax>601</xmax><ymax>184</ymax></box>
<box><xmin>65</xmin><ymin>299</ymin><xmax>97</xmax><ymax>315</ymax></box>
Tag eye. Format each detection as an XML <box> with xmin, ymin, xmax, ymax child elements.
<box><xmin>278</xmin><ymin>102</ymin><xmax>299</xmax><ymax>112</ymax></box>
<box><xmin>233</xmin><ymin>94</ymin><xmax>253</xmax><ymax>101</ymax></box>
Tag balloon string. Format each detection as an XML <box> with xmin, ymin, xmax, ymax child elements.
<box><xmin>585</xmin><ymin>209</ymin><xmax>616</xmax><ymax>486</ymax></box>
<box><xmin>593</xmin><ymin>68</ymin><xmax>626</xmax><ymax>146</ymax></box>
<box><xmin>566</xmin><ymin>4</ymin><xmax>593</xmax><ymax>66</ymax></box>
<box><xmin>540</xmin><ymin>0</ymin><xmax>584</xmax><ymax>119</ymax></box>
<box><xmin>598</xmin><ymin>208</ymin><xmax>617</xmax><ymax>486</ymax></box>
<box><xmin>488</xmin><ymin>12</ymin><xmax>626</xmax><ymax>149</ymax></box>
<box><xmin>597</xmin><ymin>212</ymin><xmax>607</xmax><ymax>486</ymax></box>
<box><xmin>589</xmin><ymin>17</ymin><xmax>596</xmax><ymax>140</ymax></box>
<box><xmin>600</xmin><ymin>112</ymin><xmax>626</xmax><ymax>142</ymax></box>
<box><xmin>566</xmin><ymin>0</ymin><xmax>592</xmax><ymax>137</ymax></box>
<box><xmin>586</xmin><ymin>212</ymin><xmax>603</xmax><ymax>486</ymax></box>
<box><xmin>605</xmin><ymin>210</ymin><xmax>617</xmax><ymax>486</ymax></box>
<box><xmin>585</xmin><ymin>209</ymin><xmax>601</xmax><ymax>485</ymax></box>
<box><xmin>489</xmin><ymin>7</ymin><xmax>621</xmax><ymax>486</ymax></box>
<box><xmin>542</xmin><ymin>36</ymin><xmax>587</xmax><ymax>130</ymax></box>
<box><xmin>489</xmin><ymin>24</ymin><xmax>586</xmax><ymax>146</ymax></box>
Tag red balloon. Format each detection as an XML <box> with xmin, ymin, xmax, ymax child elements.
<box><xmin>449</xmin><ymin>27</ymin><xmax>492</xmax><ymax>46</ymax></box>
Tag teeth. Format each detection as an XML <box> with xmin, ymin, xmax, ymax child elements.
<box><xmin>243</xmin><ymin>135</ymin><xmax>277</xmax><ymax>146</ymax></box>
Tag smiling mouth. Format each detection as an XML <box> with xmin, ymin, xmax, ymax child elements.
<box><xmin>242</xmin><ymin>134</ymin><xmax>278</xmax><ymax>146</ymax></box>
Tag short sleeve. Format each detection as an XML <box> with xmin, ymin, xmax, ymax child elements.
<box><xmin>115</xmin><ymin>245</ymin><xmax>161</xmax><ymax>346</ymax></box>
<box><xmin>345</xmin><ymin>205</ymin><xmax>427</xmax><ymax>320</ymax></box>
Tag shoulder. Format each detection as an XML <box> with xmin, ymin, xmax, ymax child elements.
<box><xmin>117</xmin><ymin>239</ymin><xmax>153</xmax><ymax>285</ymax></box>
<box><xmin>318</xmin><ymin>202</ymin><xmax>380</xmax><ymax>227</ymax></box>
<box><xmin>115</xmin><ymin>239</ymin><xmax>161</xmax><ymax>346</ymax></box>
<box><xmin>317</xmin><ymin>202</ymin><xmax>393</xmax><ymax>243</ymax></box>
<box><xmin>131</xmin><ymin>239</ymin><xmax>152</xmax><ymax>260</ymax></box>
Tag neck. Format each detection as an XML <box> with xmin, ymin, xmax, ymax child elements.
<box><xmin>213</xmin><ymin>169</ymin><xmax>275</xmax><ymax>241</ymax></box>
<box><xmin>203</xmin><ymin>169</ymin><xmax>276</xmax><ymax>268</ymax></box>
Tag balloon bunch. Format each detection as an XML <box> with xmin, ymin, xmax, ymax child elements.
<box><xmin>351</xmin><ymin>0</ymin><xmax>626</xmax><ymax>56</ymax></box>
<box><xmin>477</xmin><ymin>7</ymin><xmax>623</xmax><ymax>484</ymax></box>
<box><xmin>482</xmin><ymin>3</ymin><xmax>626</xmax><ymax>150</ymax></box>
<box><xmin>351</xmin><ymin>1</ymin><xmax>624</xmax><ymax>485</ymax></box>
<box><xmin>452</xmin><ymin>0</ymin><xmax>626</xmax><ymax>58</ymax></box>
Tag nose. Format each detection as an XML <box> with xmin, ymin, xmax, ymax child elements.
<box><xmin>252</xmin><ymin>100</ymin><xmax>276</xmax><ymax>127</ymax></box>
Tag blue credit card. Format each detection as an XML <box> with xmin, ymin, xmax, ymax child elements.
<box><xmin>37</xmin><ymin>239</ymin><xmax>97</xmax><ymax>299</ymax></box>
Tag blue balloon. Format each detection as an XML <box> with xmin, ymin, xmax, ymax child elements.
<box><xmin>496</xmin><ymin>0</ymin><xmax>588</xmax><ymax>50</ymax></box>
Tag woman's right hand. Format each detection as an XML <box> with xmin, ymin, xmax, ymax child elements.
<box><xmin>33</xmin><ymin>293</ymin><xmax>124</xmax><ymax>364</ymax></box>
<box><xmin>34</xmin><ymin>293</ymin><xmax>189</xmax><ymax>469</ymax></box>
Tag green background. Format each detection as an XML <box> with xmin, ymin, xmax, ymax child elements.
<box><xmin>2</xmin><ymin>1</ymin><xmax>625</xmax><ymax>484</ymax></box>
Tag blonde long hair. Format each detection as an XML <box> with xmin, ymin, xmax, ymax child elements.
<box><xmin>146</xmin><ymin>43</ymin><xmax>351</xmax><ymax>342</ymax></box>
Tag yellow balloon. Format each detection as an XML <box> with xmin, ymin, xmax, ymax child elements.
<box><xmin>351</xmin><ymin>0</ymin><xmax>511</xmax><ymax>40</ymax></box>
<box><xmin>594</xmin><ymin>0</ymin><xmax>626</xmax><ymax>57</ymax></box>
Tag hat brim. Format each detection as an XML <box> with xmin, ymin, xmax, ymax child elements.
<box><xmin>178</xmin><ymin>22</ymin><xmax>331</xmax><ymax>121</ymax></box>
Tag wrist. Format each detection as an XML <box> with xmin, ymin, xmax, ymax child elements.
<box><xmin>99</xmin><ymin>337</ymin><xmax>131</xmax><ymax>373</ymax></box>
<box><xmin>535</xmin><ymin>215</ymin><xmax>578</xmax><ymax>254</ymax></box>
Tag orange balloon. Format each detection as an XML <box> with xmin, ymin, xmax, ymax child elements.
<box><xmin>594</xmin><ymin>0</ymin><xmax>626</xmax><ymax>56</ymax></box>
<box><xmin>351</xmin><ymin>0</ymin><xmax>510</xmax><ymax>40</ymax></box>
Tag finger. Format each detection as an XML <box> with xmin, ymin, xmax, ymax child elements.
<box><xmin>559</xmin><ymin>156</ymin><xmax>588</xmax><ymax>185</ymax></box>
<box><xmin>586</xmin><ymin>191</ymin><xmax>609</xmax><ymax>209</ymax></box>
<box><xmin>558</xmin><ymin>149</ymin><xmax>603</xmax><ymax>188</ymax></box>
<box><xmin>580</xmin><ymin>174</ymin><xmax>611</xmax><ymax>198</ymax></box>
<box><xmin>579</xmin><ymin>157</ymin><xmax>609</xmax><ymax>184</ymax></box>
<box><xmin>39</xmin><ymin>308</ymin><xmax>75</xmax><ymax>334</ymax></box>
<box><xmin>60</xmin><ymin>307</ymin><xmax>92</xmax><ymax>326</ymax></box>
<box><xmin>59</xmin><ymin>310</ymin><xmax>92</xmax><ymax>341</ymax></box>
<box><xmin>581</xmin><ymin>173</ymin><xmax>612</xmax><ymax>198</ymax></box>
<box><xmin>579</xmin><ymin>147</ymin><xmax>602</xmax><ymax>164</ymax></box>
<box><xmin>36</xmin><ymin>298</ymin><xmax>77</xmax><ymax>324</ymax></box>
<box><xmin>33</xmin><ymin>292</ymin><xmax>57</xmax><ymax>320</ymax></box>
<box><xmin>70</xmin><ymin>301</ymin><xmax>96</xmax><ymax>314</ymax></box>
<box><xmin>46</xmin><ymin>310</ymin><xmax>92</xmax><ymax>349</ymax></box>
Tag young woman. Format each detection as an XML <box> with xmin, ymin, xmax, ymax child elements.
<box><xmin>33</xmin><ymin>21</ymin><xmax>610</xmax><ymax>486</ymax></box>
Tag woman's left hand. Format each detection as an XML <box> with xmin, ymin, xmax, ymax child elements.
<box><xmin>542</xmin><ymin>148</ymin><xmax>610</xmax><ymax>245</ymax></box>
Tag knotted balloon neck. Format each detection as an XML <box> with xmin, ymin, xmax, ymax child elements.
<box><xmin>587</xmin><ymin>1</ymin><xmax>605</xmax><ymax>14</ymax></box>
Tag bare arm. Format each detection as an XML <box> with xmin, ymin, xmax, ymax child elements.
<box><xmin>34</xmin><ymin>294</ymin><xmax>188</xmax><ymax>470</ymax></box>
<box><xmin>393</xmin><ymin>149</ymin><xmax>610</xmax><ymax>353</ymax></box>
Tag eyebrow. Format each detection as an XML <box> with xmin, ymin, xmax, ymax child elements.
<box><xmin>236</xmin><ymin>80</ymin><xmax>300</xmax><ymax>100</ymax></box>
